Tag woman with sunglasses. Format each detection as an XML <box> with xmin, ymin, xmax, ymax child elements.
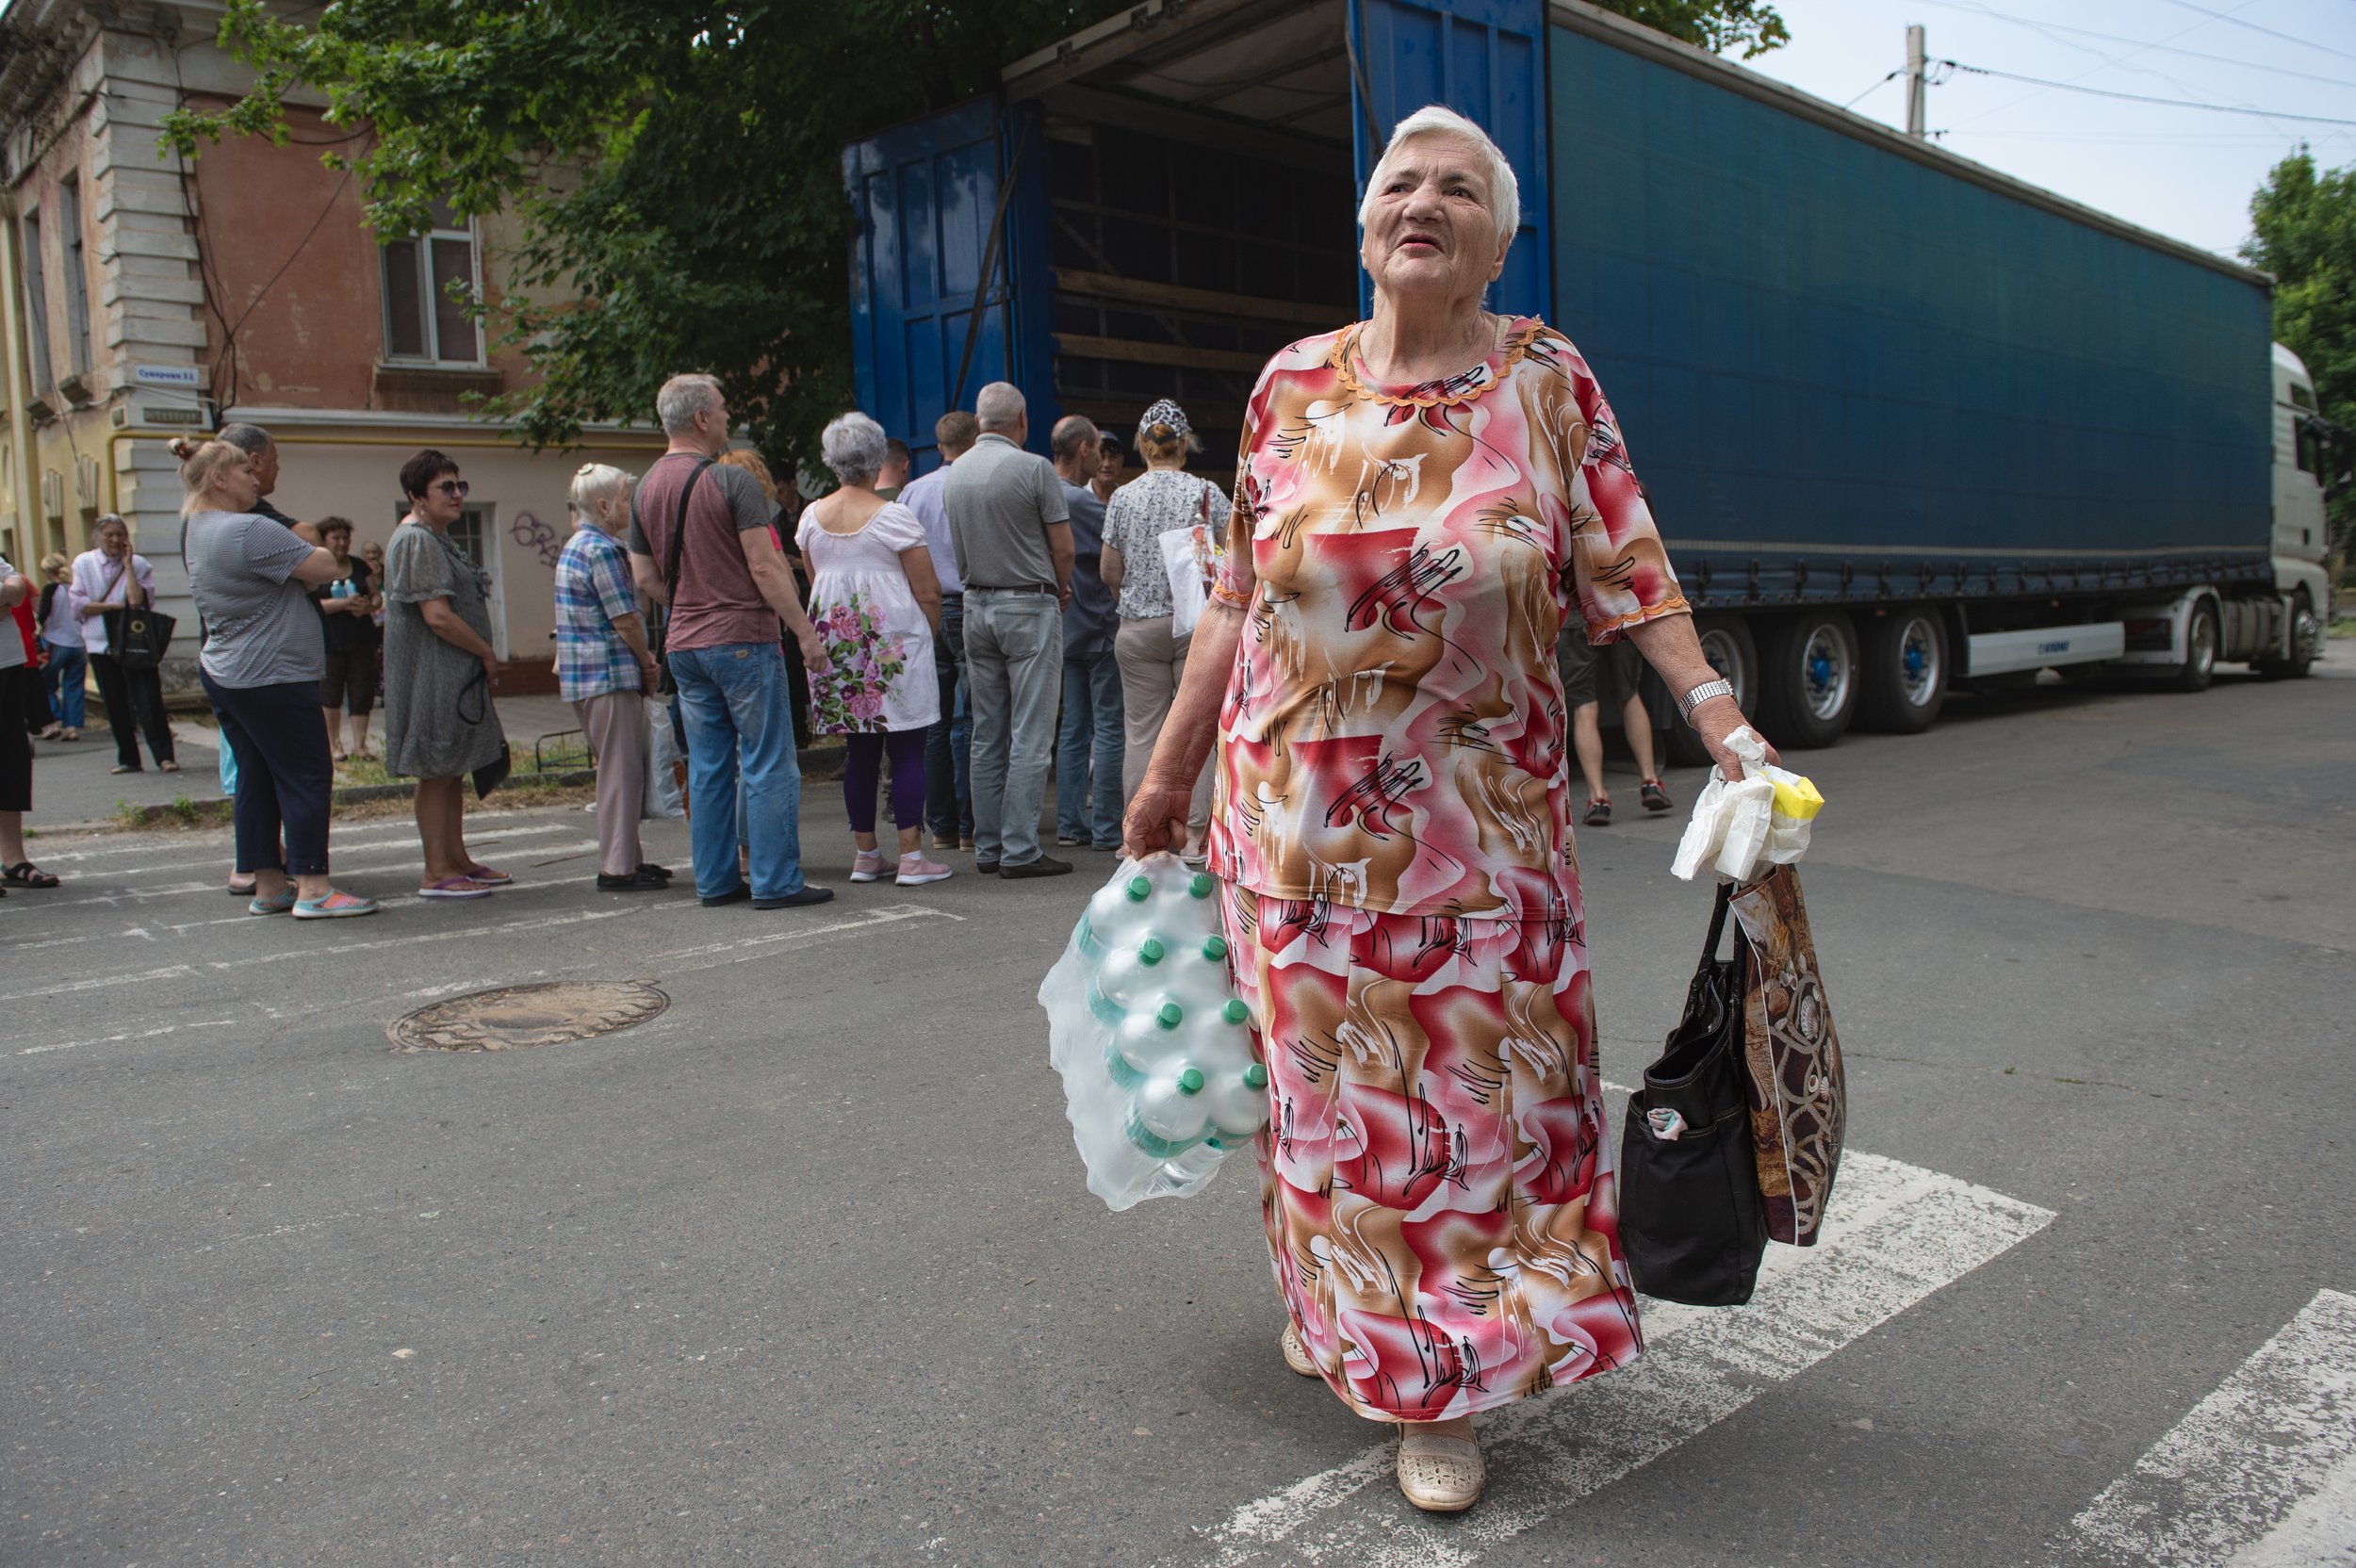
<box><xmin>382</xmin><ymin>450</ymin><xmax>511</xmax><ymax>899</ymax></box>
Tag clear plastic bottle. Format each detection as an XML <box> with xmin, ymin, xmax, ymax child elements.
<box><xmin>1079</xmin><ymin>871</ymin><xmax>1155</xmax><ymax>959</ymax></box>
<box><xmin>1094</xmin><ymin>936</ymin><xmax>1171</xmax><ymax>1015</ymax></box>
<box><xmin>1112</xmin><ymin>999</ymin><xmax>1188</xmax><ymax>1081</ymax></box>
<box><xmin>1159</xmin><ymin>932</ymin><xmax>1235</xmax><ymax>1013</ymax></box>
<box><xmin>1128</xmin><ymin>1063</ymin><xmax>1212</xmax><ymax>1156</ymax></box>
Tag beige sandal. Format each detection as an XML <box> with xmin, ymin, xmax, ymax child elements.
<box><xmin>1280</xmin><ymin>1321</ymin><xmax>1318</xmax><ymax>1378</ymax></box>
<box><xmin>1396</xmin><ymin>1428</ymin><xmax>1484</xmax><ymax>1512</ymax></box>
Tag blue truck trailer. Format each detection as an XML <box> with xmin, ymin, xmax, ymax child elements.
<box><xmin>843</xmin><ymin>0</ymin><xmax>2338</xmax><ymax>754</ymax></box>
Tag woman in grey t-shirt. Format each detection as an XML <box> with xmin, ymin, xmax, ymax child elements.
<box><xmin>175</xmin><ymin>436</ymin><xmax>378</xmax><ymax>920</ymax></box>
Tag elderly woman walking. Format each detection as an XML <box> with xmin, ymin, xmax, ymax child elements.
<box><xmin>1100</xmin><ymin>400</ymin><xmax>1228</xmax><ymax>860</ymax></box>
<box><xmin>557</xmin><ymin>463</ymin><xmax>671</xmax><ymax>891</ymax></box>
<box><xmin>798</xmin><ymin>413</ymin><xmax>951</xmax><ymax>887</ymax></box>
<box><xmin>173</xmin><ymin>436</ymin><xmax>376</xmax><ymax>918</ymax></box>
<box><xmin>383</xmin><ymin>449</ymin><xmax>510</xmax><ymax>900</ymax></box>
<box><xmin>1123</xmin><ymin>106</ymin><xmax>1772</xmax><ymax>1512</ymax></box>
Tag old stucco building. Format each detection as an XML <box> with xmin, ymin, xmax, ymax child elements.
<box><xmin>0</xmin><ymin>0</ymin><xmax>665</xmax><ymax>694</ymax></box>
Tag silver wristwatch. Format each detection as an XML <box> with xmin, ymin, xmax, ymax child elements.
<box><xmin>1678</xmin><ymin>678</ymin><xmax>1736</xmax><ymax>720</ymax></box>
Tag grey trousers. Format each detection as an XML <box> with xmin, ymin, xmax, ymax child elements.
<box><xmin>576</xmin><ymin>689</ymin><xmax>646</xmax><ymax>877</ymax></box>
<box><xmin>963</xmin><ymin>590</ymin><xmax>1063</xmax><ymax>867</ymax></box>
<box><xmin>1114</xmin><ymin>613</ymin><xmax>1213</xmax><ymax>839</ymax></box>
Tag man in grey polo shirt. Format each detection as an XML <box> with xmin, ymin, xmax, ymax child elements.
<box><xmin>944</xmin><ymin>382</ymin><xmax>1074</xmax><ymax>877</ymax></box>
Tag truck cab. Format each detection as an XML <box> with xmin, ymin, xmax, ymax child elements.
<box><xmin>2273</xmin><ymin>343</ymin><xmax>2336</xmax><ymax>646</ymax></box>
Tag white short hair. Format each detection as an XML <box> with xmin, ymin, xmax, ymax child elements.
<box><xmin>1356</xmin><ymin>105</ymin><xmax>1520</xmax><ymax>248</ymax></box>
<box><xmin>821</xmin><ymin>411</ymin><xmax>890</xmax><ymax>484</ymax></box>
<box><xmin>973</xmin><ymin>381</ymin><xmax>1026</xmax><ymax>433</ymax></box>
<box><xmin>568</xmin><ymin>462</ymin><xmax>637</xmax><ymax>518</ymax></box>
<box><xmin>656</xmin><ymin>373</ymin><xmax>725</xmax><ymax>436</ymax></box>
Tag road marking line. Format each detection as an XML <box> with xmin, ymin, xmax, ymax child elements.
<box><xmin>15</xmin><ymin>1019</ymin><xmax>237</xmax><ymax>1057</ymax></box>
<box><xmin>2055</xmin><ymin>1289</ymin><xmax>2356</xmax><ymax>1567</ymax></box>
<box><xmin>1168</xmin><ymin>1151</ymin><xmax>2053</xmax><ymax>1568</ymax></box>
<box><xmin>204</xmin><ymin>907</ymin><xmax>631</xmax><ymax>968</ymax></box>
<box><xmin>32</xmin><ymin>882</ymin><xmax>217</xmax><ymax>910</ymax></box>
<box><xmin>0</xmin><ymin>962</ymin><xmax>202</xmax><ymax>1003</ymax></box>
<box><xmin>654</xmin><ymin>904</ymin><xmax>964</xmax><ymax>970</ymax></box>
<box><xmin>0</xmin><ymin>825</ymin><xmax>580</xmax><ymax>897</ymax></box>
<box><xmin>21</xmin><ymin>811</ymin><xmax>561</xmax><ymax>863</ymax></box>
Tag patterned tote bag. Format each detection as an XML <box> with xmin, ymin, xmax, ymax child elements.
<box><xmin>1727</xmin><ymin>865</ymin><xmax>1848</xmax><ymax>1246</ymax></box>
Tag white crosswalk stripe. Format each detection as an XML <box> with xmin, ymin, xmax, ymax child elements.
<box><xmin>1168</xmin><ymin>1151</ymin><xmax>2054</xmax><ymax>1568</ymax></box>
<box><xmin>2056</xmin><ymin>1288</ymin><xmax>2356</xmax><ymax>1567</ymax></box>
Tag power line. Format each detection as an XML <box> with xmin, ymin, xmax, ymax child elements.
<box><xmin>1913</xmin><ymin>0</ymin><xmax>2356</xmax><ymax>90</ymax></box>
<box><xmin>2148</xmin><ymin>0</ymin><xmax>2356</xmax><ymax>64</ymax></box>
<box><xmin>1844</xmin><ymin>69</ymin><xmax>1902</xmax><ymax>108</ymax></box>
<box><xmin>1942</xmin><ymin>59</ymin><xmax>2356</xmax><ymax>124</ymax></box>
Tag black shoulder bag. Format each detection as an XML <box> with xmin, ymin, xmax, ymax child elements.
<box><xmin>647</xmin><ymin>457</ymin><xmax>715</xmax><ymax>697</ymax></box>
<box><xmin>1616</xmin><ymin>882</ymin><xmax>1769</xmax><ymax>1307</ymax></box>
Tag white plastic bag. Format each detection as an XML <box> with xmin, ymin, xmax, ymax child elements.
<box><xmin>1039</xmin><ymin>854</ymin><xmax>1267</xmax><ymax>1211</ymax></box>
<box><xmin>1160</xmin><ymin>526</ymin><xmax>1210</xmax><ymax>638</ymax></box>
<box><xmin>1671</xmin><ymin>726</ymin><xmax>1825</xmax><ymax>884</ymax></box>
<box><xmin>644</xmin><ymin>702</ymin><xmax>686</xmax><ymax>820</ymax></box>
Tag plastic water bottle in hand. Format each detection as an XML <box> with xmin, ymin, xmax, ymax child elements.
<box><xmin>1039</xmin><ymin>854</ymin><xmax>1272</xmax><ymax>1211</ymax></box>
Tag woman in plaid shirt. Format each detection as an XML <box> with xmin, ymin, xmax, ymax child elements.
<box><xmin>556</xmin><ymin>464</ymin><xmax>673</xmax><ymax>892</ymax></box>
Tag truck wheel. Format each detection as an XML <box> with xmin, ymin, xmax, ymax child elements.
<box><xmin>1664</xmin><ymin>614</ymin><xmax>1759</xmax><ymax>767</ymax></box>
<box><xmin>1757</xmin><ymin>611</ymin><xmax>1859</xmax><ymax>749</ymax></box>
<box><xmin>2255</xmin><ymin>590</ymin><xmax>2317</xmax><ymax>680</ymax></box>
<box><xmin>1856</xmin><ymin>607</ymin><xmax>1948</xmax><ymax>733</ymax></box>
<box><xmin>2170</xmin><ymin>599</ymin><xmax>2218</xmax><ymax>693</ymax></box>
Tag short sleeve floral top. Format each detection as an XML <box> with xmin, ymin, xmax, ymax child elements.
<box><xmin>1204</xmin><ymin>316</ymin><xmax>1690</xmax><ymax>922</ymax></box>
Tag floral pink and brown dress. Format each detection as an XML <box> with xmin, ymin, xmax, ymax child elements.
<box><xmin>1206</xmin><ymin>315</ymin><xmax>1692</xmax><ymax>1423</ymax></box>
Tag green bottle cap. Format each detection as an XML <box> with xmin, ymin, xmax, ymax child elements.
<box><xmin>1177</xmin><ymin>1068</ymin><xmax>1204</xmax><ymax>1095</ymax></box>
<box><xmin>1202</xmin><ymin>935</ymin><xmax>1229</xmax><ymax>961</ymax></box>
<box><xmin>1155</xmin><ymin>1002</ymin><xmax>1184</xmax><ymax>1030</ymax></box>
<box><xmin>1125</xmin><ymin>875</ymin><xmax>1152</xmax><ymax>902</ymax></box>
<box><xmin>1243</xmin><ymin>1063</ymin><xmax>1268</xmax><ymax>1090</ymax></box>
<box><xmin>1188</xmin><ymin>873</ymin><xmax>1214</xmax><ymax>899</ymax></box>
<box><xmin>1222</xmin><ymin>999</ymin><xmax>1250</xmax><ymax>1025</ymax></box>
<box><xmin>1138</xmin><ymin>937</ymin><xmax>1165</xmax><ymax>965</ymax></box>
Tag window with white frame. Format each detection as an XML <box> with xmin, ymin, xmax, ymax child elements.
<box><xmin>380</xmin><ymin>200</ymin><xmax>483</xmax><ymax>365</ymax></box>
<box><xmin>58</xmin><ymin>175</ymin><xmax>90</xmax><ymax>376</ymax></box>
<box><xmin>20</xmin><ymin>210</ymin><xmax>52</xmax><ymax>390</ymax></box>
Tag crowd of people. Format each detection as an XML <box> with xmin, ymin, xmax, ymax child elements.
<box><xmin>1</xmin><ymin>349</ymin><xmax>1673</xmax><ymax>923</ymax></box>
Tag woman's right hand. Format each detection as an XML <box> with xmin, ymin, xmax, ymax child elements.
<box><xmin>479</xmin><ymin>650</ymin><xmax>499</xmax><ymax>688</ymax></box>
<box><xmin>1122</xmin><ymin>776</ymin><xmax>1196</xmax><ymax>858</ymax></box>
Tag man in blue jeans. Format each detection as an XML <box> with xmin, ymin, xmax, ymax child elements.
<box><xmin>1050</xmin><ymin>416</ymin><xmax>1123</xmax><ymax>849</ymax></box>
<box><xmin>629</xmin><ymin>373</ymin><xmax>834</xmax><ymax>908</ymax></box>
<box><xmin>898</xmin><ymin>410</ymin><xmax>976</xmax><ymax>850</ymax></box>
<box><xmin>945</xmin><ymin>383</ymin><xmax>1073</xmax><ymax>877</ymax></box>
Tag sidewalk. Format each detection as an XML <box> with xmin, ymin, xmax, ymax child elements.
<box><xmin>30</xmin><ymin>692</ymin><xmax>589</xmax><ymax>832</ymax></box>
<box><xmin>30</xmin><ymin>689</ymin><xmax>844</xmax><ymax>832</ymax></box>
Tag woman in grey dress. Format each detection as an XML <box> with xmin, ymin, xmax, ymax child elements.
<box><xmin>383</xmin><ymin>449</ymin><xmax>510</xmax><ymax>900</ymax></box>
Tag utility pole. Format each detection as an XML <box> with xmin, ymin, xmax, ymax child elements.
<box><xmin>1906</xmin><ymin>24</ymin><xmax>1928</xmax><ymax>139</ymax></box>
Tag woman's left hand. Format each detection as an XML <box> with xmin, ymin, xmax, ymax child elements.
<box><xmin>1689</xmin><ymin>694</ymin><xmax>1779</xmax><ymax>781</ymax></box>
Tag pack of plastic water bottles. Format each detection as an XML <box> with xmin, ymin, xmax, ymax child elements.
<box><xmin>1038</xmin><ymin>856</ymin><xmax>1268</xmax><ymax>1211</ymax></box>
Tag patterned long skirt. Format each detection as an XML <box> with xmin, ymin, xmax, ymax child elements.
<box><xmin>1219</xmin><ymin>884</ymin><xmax>1644</xmax><ymax>1423</ymax></box>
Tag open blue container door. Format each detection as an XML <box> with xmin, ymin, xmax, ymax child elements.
<box><xmin>844</xmin><ymin>100</ymin><xmax>1054</xmax><ymax>473</ymax></box>
<box><xmin>1350</xmin><ymin>0</ymin><xmax>1553</xmax><ymax>322</ymax></box>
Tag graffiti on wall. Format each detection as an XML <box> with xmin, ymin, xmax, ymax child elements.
<box><xmin>510</xmin><ymin>510</ymin><xmax>563</xmax><ymax>570</ymax></box>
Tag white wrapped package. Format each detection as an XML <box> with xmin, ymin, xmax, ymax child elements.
<box><xmin>1670</xmin><ymin>726</ymin><xmax>1826</xmax><ymax>884</ymax></box>
<box><xmin>1039</xmin><ymin>855</ymin><xmax>1268</xmax><ymax>1211</ymax></box>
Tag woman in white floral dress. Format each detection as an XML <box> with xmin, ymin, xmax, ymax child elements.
<box><xmin>797</xmin><ymin>413</ymin><xmax>950</xmax><ymax>887</ymax></box>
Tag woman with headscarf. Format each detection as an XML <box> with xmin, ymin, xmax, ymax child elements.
<box><xmin>1099</xmin><ymin>398</ymin><xmax>1228</xmax><ymax>861</ymax></box>
<box><xmin>1121</xmin><ymin>106</ymin><xmax>1774</xmax><ymax>1512</ymax></box>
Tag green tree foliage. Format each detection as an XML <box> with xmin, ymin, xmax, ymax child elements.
<box><xmin>2244</xmin><ymin>148</ymin><xmax>2356</xmax><ymax>548</ymax></box>
<box><xmin>163</xmin><ymin>0</ymin><xmax>1786</xmax><ymax>465</ymax></box>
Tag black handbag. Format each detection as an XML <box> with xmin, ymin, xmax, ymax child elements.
<box><xmin>645</xmin><ymin>456</ymin><xmax>714</xmax><ymax>698</ymax></box>
<box><xmin>458</xmin><ymin>669</ymin><xmax>511</xmax><ymax>801</ymax></box>
<box><xmin>99</xmin><ymin>564</ymin><xmax>176</xmax><ymax>670</ymax></box>
<box><xmin>1617</xmin><ymin>883</ymin><xmax>1770</xmax><ymax>1307</ymax></box>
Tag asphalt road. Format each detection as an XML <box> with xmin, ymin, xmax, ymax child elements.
<box><xmin>5</xmin><ymin>664</ymin><xmax>2352</xmax><ymax>1568</ymax></box>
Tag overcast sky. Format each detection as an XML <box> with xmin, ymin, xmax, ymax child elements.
<box><xmin>1729</xmin><ymin>0</ymin><xmax>2356</xmax><ymax>258</ymax></box>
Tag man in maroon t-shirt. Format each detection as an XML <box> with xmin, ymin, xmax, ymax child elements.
<box><xmin>629</xmin><ymin>373</ymin><xmax>832</xmax><ymax>909</ymax></box>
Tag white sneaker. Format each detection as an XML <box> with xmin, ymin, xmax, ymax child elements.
<box><xmin>895</xmin><ymin>853</ymin><xmax>953</xmax><ymax>886</ymax></box>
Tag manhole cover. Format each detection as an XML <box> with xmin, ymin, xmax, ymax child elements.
<box><xmin>388</xmin><ymin>980</ymin><xmax>669</xmax><ymax>1054</ymax></box>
